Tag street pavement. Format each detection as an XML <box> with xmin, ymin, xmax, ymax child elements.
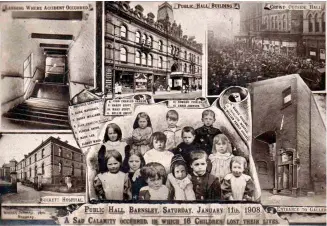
<box><xmin>1</xmin><ymin>182</ymin><xmax>84</xmax><ymax>204</ymax></box>
<box><xmin>261</xmin><ymin>190</ymin><xmax>326</xmax><ymax>206</ymax></box>
<box><xmin>107</xmin><ymin>90</ymin><xmax>203</xmax><ymax>99</ymax></box>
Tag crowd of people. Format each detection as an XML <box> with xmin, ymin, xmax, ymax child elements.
<box><xmin>88</xmin><ymin>109</ymin><xmax>255</xmax><ymax>202</ymax></box>
<box><xmin>208</xmin><ymin>43</ymin><xmax>325</xmax><ymax>95</ymax></box>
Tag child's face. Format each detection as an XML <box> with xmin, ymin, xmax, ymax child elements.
<box><xmin>107</xmin><ymin>157</ymin><xmax>121</xmax><ymax>173</ymax></box>
<box><xmin>231</xmin><ymin>161</ymin><xmax>244</xmax><ymax>177</ymax></box>
<box><xmin>167</xmin><ymin>118</ymin><xmax>177</xmax><ymax>127</ymax></box>
<box><xmin>128</xmin><ymin>155</ymin><xmax>141</xmax><ymax>172</ymax></box>
<box><xmin>215</xmin><ymin>140</ymin><xmax>228</xmax><ymax>154</ymax></box>
<box><xmin>107</xmin><ymin>127</ymin><xmax>118</xmax><ymax>142</ymax></box>
<box><xmin>138</xmin><ymin>117</ymin><xmax>148</xmax><ymax>129</ymax></box>
<box><xmin>191</xmin><ymin>157</ymin><xmax>207</xmax><ymax>176</ymax></box>
<box><xmin>182</xmin><ymin>132</ymin><xmax>195</xmax><ymax>145</ymax></box>
<box><xmin>146</xmin><ymin>175</ymin><xmax>163</xmax><ymax>190</ymax></box>
<box><xmin>153</xmin><ymin>139</ymin><xmax>165</xmax><ymax>151</ymax></box>
<box><xmin>174</xmin><ymin>164</ymin><xmax>187</xmax><ymax>180</ymax></box>
<box><xmin>202</xmin><ymin>114</ymin><xmax>215</xmax><ymax>127</ymax></box>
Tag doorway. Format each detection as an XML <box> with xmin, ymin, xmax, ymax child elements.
<box><xmin>253</xmin><ymin>131</ymin><xmax>276</xmax><ymax>190</ymax></box>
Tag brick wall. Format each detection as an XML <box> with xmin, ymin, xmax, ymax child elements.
<box><xmin>310</xmin><ymin>95</ymin><xmax>326</xmax><ymax>192</ymax></box>
<box><xmin>295</xmin><ymin>76</ymin><xmax>311</xmax><ymax>191</ymax></box>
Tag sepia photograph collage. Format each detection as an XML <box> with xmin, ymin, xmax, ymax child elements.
<box><xmin>0</xmin><ymin>1</ymin><xmax>326</xmax><ymax>225</ymax></box>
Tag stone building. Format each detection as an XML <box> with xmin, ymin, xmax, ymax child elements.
<box><xmin>302</xmin><ymin>9</ymin><xmax>325</xmax><ymax>61</ymax></box>
<box><xmin>105</xmin><ymin>2</ymin><xmax>203</xmax><ymax>93</ymax></box>
<box><xmin>249</xmin><ymin>74</ymin><xmax>326</xmax><ymax>196</ymax></box>
<box><xmin>15</xmin><ymin>136</ymin><xmax>85</xmax><ymax>187</ymax></box>
<box><xmin>235</xmin><ymin>3</ymin><xmax>321</xmax><ymax>57</ymax></box>
<box><xmin>0</xmin><ymin>163</ymin><xmax>11</xmax><ymax>181</ymax></box>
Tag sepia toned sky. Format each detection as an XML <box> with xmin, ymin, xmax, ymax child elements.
<box><xmin>129</xmin><ymin>1</ymin><xmax>241</xmax><ymax>43</ymax></box>
<box><xmin>0</xmin><ymin>134</ymin><xmax>78</xmax><ymax>166</ymax></box>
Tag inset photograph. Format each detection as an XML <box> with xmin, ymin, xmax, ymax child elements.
<box><xmin>208</xmin><ymin>2</ymin><xmax>325</xmax><ymax>96</ymax></box>
<box><xmin>0</xmin><ymin>2</ymin><xmax>95</xmax><ymax>130</ymax></box>
<box><xmin>102</xmin><ymin>2</ymin><xmax>204</xmax><ymax>99</ymax></box>
<box><xmin>0</xmin><ymin>134</ymin><xmax>85</xmax><ymax>204</ymax></box>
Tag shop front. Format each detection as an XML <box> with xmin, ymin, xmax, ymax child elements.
<box><xmin>169</xmin><ymin>72</ymin><xmax>192</xmax><ymax>90</ymax></box>
<box><xmin>305</xmin><ymin>38</ymin><xmax>326</xmax><ymax>61</ymax></box>
<box><xmin>153</xmin><ymin>74</ymin><xmax>167</xmax><ymax>91</ymax></box>
<box><xmin>114</xmin><ymin>70</ymin><xmax>153</xmax><ymax>93</ymax></box>
<box><xmin>134</xmin><ymin>73</ymin><xmax>152</xmax><ymax>92</ymax></box>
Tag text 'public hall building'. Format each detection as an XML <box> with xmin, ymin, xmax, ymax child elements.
<box><xmin>15</xmin><ymin>137</ymin><xmax>86</xmax><ymax>186</ymax></box>
<box><xmin>105</xmin><ymin>2</ymin><xmax>203</xmax><ymax>93</ymax></box>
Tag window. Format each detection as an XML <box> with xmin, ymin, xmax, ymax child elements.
<box><xmin>147</xmin><ymin>54</ymin><xmax>153</xmax><ymax>67</ymax></box>
<box><xmin>171</xmin><ymin>45</ymin><xmax>174</xmax><ymax>55</ymax></box>
<box><xmin>41</xmin><ymin>149</ymin><xmax>44</xmax><ymax>158</ymax></box>
<box><xmin>148</xmin><ymin>36</ymin><xmax>153</xmax><ymax>47</ymax></box>
<box><xmin>158</xmin><ymin>40</ymin><xmax>163</xmax><ymax>51</ymax></box>
<box><xmin>189</xmin><ymin>53</ymin><xmax>191</xmax><ymax>61</ymax></box>
<box><xmin>81</xmin><ymin>165</ymin><xmax>84</xmax><ymax>176</ymax></box>
<box><xmin>275</xmin><ymin>16</ymin><xmax>277</xmax><ymax>29</ymax></box>
<box><xmin>35</xmin><ymin>154</ymin><xmax>37</xmax><ymax>162</ymax></box>
<box><xmin>282</xmin><ymin>86</ymin><xmax>292</xmax><ymax>108</ymax></box>
<box><xmin>135</xmin><ymin>51</ymin><xmax>141</xmax><ymax>64</ymax></box>
<box><xmin>135</xmin><ymin>31</ymin><xmax>141</xmax><ymax>43</ymax></box>
<box><xmin>59</xmin><ymin>162</ymin><xmax>62</xmax><ymax>175</ymax></box>
<box><xmin>72</xmin><ymin>152</ymin><xmax>74</xmax><ymax>160</ymax></box>
<box><xmin>314</xmin><ymin>14</ymin><xmax>319</xmax><ymax>32</ymax></box>
<box><xmin>271</xmin><ymin>17</ymin><xmax>274</xmax><ymax>30</ymax></box>
<box><xmin>184</xmin><ymin>63</ymin><xmax>187</xmax><ymax>72</ymax></box>
<box><xmin>29</xmin><ymin>168</ymin><xmax>31</xmax><ymax>177</ymax></box>
<box><xmin>58</xmin><ymin>147</ymin><xmax>62</xmax><ymax>156</ymax></box>
<box><xmin>189</xmin><ymin>64</ymin><xmax>192</xmax><ymax>73</ymax></box>
<box><xmin>283</xmin><ymin>15</ymin><xmax>286</xmax><ymax>30</ymax></box>
<box><xmin>184</xmin><ymin>50</ymin><xmax>187</xmax><ymax>59</ymax></box>
<box><xmin>309</xmin><ymin>14</ymin><xmax>313</xmax><ymax>32</ymax></box>
<box><xmin>141</xmin><ymin>53</ymin><xmax>147</xmax><ymax>65</ymax></box>
<box><xmin>120</xmin><ymin>25</ymin><xmax>127</xmax><ymax>38</ymax></box>
<box><xmin>35</xmin><ymin>165</ymin><xmax>37</xmax><ymax>176</ymax></box>
<box><xmin>29</xmin><ymin>157</ymin><xmax>31</xmax><ymax>165</ymax></box>
<box><xmin>323</xmin><ymin>13</ymin><xmax>325</xmax><ymax>32</ymax></box>
<box><xmin>71</xmin><ymin>163</ymin><xmax>74</xmax><ymax>176</ymax></box>
<box><xmin>158</xmin><ymin>57</ymin><xmax>163</xmax><ymax>68</ymax></box>
<box><xmin>142</xmin><ymin>34</ymin><xmax>147</xmax><ymax>44</ymax></box>
<box><xmin>197</xmin><ymin>56</ymin><xmax>200</xmax><ymax>64</ymax></box>
<box><xmin>120</xmin><ymin>47</ymin><xmax>127</xmax><ymax>62</ymax></box>
<box><xmin>41</xmin><ymin>163</ymin><xmax>44</xmax><ymax>174</ymax></box>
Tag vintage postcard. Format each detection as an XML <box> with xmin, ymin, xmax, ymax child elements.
<box><xmin>0</xmin><ymin>1</ymin><xmax>326</xmax><ymax>226</ymax></box>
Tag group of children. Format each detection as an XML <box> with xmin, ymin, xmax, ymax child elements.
<box><xmin>94</xmin><ymin>109</ymin><xmax>255</xmax><ymax>201</ymax></box>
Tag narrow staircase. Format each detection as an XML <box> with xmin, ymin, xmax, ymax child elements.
<box><xmin>3</xmin><ymin>82</ymin><xmax>70</xmax><ymax>130</ymax></box>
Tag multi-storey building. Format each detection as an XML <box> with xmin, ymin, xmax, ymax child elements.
<box><xmin>104</xmin><ymin>2</ymin><xmax>203</xmax><ymax>93</ymax></box>
<box><xmin>0</xmin><ymin>163</ymin><xmax>11</xmax><ymax>181</ymax></box>
<box><xmin>249</xmin><ymin>75</ymin><xmax>326</xmax><ymax>196</ymax></box>
<box><xmin>302</xmin><ymin>10</ymin><xmax>325</xmax><ymax>61</ymax></box>
<box><xmin>15</xmin><ymin>136</ymin><xmax>85</xmax><ymax>186</ymax></box>
<box><xmin>235</xmin><ymin>3</ymin><xmax>324</xmax><ymax>57</ymax></box>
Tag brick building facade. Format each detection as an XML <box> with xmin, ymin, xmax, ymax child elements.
<box><xmin>236</xmin><ymin>3</ymin><xmax>325</xmax><ymax>59</ymax></box>
<box><xmin>249</xmin><ymin>75</ymin><xmax>326</xmax><ymax>196</ymax></box>
<box><xmin>105</xmin><ymin>2</ymin><xmax>203</xmax><ymax>93</ymax></box>
<box><xmin>15</xmin><ymin>137</ymin><xmax>85</xmax><ymax>186</ymax></box>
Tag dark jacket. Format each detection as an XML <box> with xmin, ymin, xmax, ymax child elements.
<box><xmin>190</xmin><ymin>172</ymin><xmax>221</xmax><ymax>200</ymax></box>
<box><xmin>194</xmin><ymin>126</ymin><xmax>222</xmax><ymax>155</ymax></box>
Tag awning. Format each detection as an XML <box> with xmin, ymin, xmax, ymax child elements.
<box><xmin>170</xmin><ymin>72</ymin><xmax>193</xmax><ymax>78</ymax></box>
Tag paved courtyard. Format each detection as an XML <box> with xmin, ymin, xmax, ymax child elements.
<box><xmin>1</xmin><ymin>182</ymin><xmax>84</xmax><ymax>204</ymax></box>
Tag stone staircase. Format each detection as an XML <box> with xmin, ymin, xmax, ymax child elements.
<box><xmin>3</xmin><ymin>82</ymin><xmax>70</xmax><ymax>130</ymax></box>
